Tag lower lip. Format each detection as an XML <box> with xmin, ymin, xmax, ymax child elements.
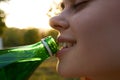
<box><xmin>56</xmin><ymin>47</ymin><xmax>72</xmax><ymax>57</ymax></box>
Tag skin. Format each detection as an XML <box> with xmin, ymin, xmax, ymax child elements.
<box><xmin>49</xmin><ymin>0</ymin><xmax>120</xmax><ymax>80</ymax></box>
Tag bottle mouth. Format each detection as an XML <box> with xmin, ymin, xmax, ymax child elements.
<box><xmin>41</xmin><ymin>36</ymin><xmax>58</xmax><ymax>56</ymax></box>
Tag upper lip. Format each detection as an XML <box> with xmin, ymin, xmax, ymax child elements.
<box><xmin>57</xmin><ymin>36</ymin><xmax>76</xmax><ymax>44</ymax></box>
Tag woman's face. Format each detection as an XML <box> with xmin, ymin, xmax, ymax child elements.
<box><xmin>49</xmin><ymin>0</ymin><xmax>120</xmax><ymax>77</ymax></box>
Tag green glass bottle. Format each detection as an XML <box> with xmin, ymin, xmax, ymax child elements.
<box><xmin>0</xmin><ymin>36</ymin><xmax>58</xmax><ymax>80</ymax></box>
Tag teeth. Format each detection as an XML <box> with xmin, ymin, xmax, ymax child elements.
<box><xmin>59</xmin><ymin>42</ymin><xmax>65</xmax><ymax>49</ymax></box>
<box><xmin>59</xmin><ymin>42</ymin><xmax>74</xmax><ymax>49</ymax></box>
<box><xmin>63</xmin><ymin>42</ymin><xmax>67</xmax><ymax>47</ymax></box>
<box><xmin>67</xmin><ymin>42</ymin><xmax>73</xmax><ymax>47</ymax></box>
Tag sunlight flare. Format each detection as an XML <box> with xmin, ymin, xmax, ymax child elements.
<box><xmin>0</xmin><ymin>0</ymin><xmax>61</xmax><ymax>30</ymax></box>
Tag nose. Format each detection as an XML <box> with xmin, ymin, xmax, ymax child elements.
<box><xmin>49</xmin><ymin>15</ymin><xmax>69</xmax><ymax>32</ymax></box>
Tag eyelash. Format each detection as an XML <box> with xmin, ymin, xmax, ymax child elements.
<box><xmin>73</xmin><ymin>0</ymin><xmax>89</xmax><ymax>9</ymax></box>
<box><xmin>60</xmin><ymin>0</ymin><xmax>90</xmax><ymax>11</ymax></box>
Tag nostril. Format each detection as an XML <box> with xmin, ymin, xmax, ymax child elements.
<box><xmin>49</xmin><ymin>15</ymin><xmax>69</xmax><ymax>31</ymax></box>
<box><xmin>53</xmin><ymin>24</ymin><xmax>64</xmax><ymax>31</ymax></box>
<box><xmin>49</xmin><ymin>17</ymin><xmax>58</xmax><ymax>28</ymax></box>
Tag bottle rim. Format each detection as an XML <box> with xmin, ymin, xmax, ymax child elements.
<box><xmin>41</xmin><ymin>38</ymin><xmax>53</xmax><ymax>56</ymax></box>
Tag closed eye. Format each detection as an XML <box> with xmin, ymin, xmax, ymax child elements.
<box><xmin>73</xmin><ymin>0</ymin><xmax>90</xmax><ymax>10</ymax></box>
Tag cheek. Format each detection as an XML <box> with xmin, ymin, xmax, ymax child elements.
<box><xmin>71</xmin><ymin>0</ymin><xmax>120</xmax><ymax>40</ymax></box>
<box><xmin>69</xmin><ymin>3</ymin><xmax>120</xmax><ymax>75</ymax></box>
<box><xmin>71</xmin><ymin>2</ymin><xmax>120</xmax><ymax>54</ymax></box>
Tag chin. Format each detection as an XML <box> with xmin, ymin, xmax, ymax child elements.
<box><xmin>57</xmin><ymin>64</ymin><xmax>81</xmax><ymax>78</ymax></box>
